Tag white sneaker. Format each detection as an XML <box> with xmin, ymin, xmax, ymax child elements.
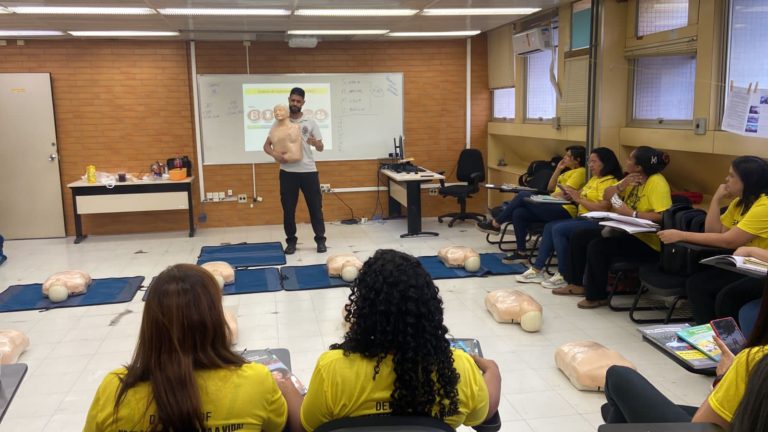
<box><xmin>515</xmin><ymin>268</ymin><xmax>545</xmax><ymax>283</ymax></box>
<box><xmin>541</xmin><ymin>272</ymin><xmax>567</xmax><ymax>289</ymax></box>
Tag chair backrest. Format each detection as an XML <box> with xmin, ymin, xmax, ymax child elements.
<box><xmin>456</xmin><ymin>149</ymin><xmax>485</xmax><ymax>184</ymax></box>
<box><xmin>518</xmin><ymin>160</ymin><xmax>555</xmax><ymax>193</ymax></box>
<box><xmin>660</xmin><ymin>207</ymin><xmax>712</xmax><ymax>275</ymax></box>
<box><xmin>315</xmin><ymin>415</ymin><xmax>455</xmax><ymax>432</ymax></box>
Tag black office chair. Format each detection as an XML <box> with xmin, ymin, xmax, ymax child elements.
<box><xmin>438</xmin><ymin>148</ymin><xmax>487</xmax><ymax>227</ymax></box>
<box><xmin>315</xmin><ymin>412</ymin><xmax>501</xmax><ymax>432</ymax></box>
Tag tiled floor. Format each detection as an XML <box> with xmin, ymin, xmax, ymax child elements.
<box><xmin>0</xmin><ymin>218</ymin><xmax>714</xmax><ymax>431</ymax></box>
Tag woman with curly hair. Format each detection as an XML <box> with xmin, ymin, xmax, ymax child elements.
<box><xmin>300</xmin><ymin>249</ymin><xmax>500</xmax><ymax>431</ymax></box>
<box><xmin>84</xmin><ymin>264</ymin><xmax>299</xmax><ymax>432</ymax></box>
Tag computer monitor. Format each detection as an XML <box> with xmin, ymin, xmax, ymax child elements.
<box><xmin>393</xmin><ymin>135</ymin><xmax>405</xmax><ymax>160</ymax></box>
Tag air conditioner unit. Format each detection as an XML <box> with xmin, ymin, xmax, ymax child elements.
<box><xmin>513</xmin><ymin>27</ymin><xmax>552</xmax><ymax>56</ymax></box>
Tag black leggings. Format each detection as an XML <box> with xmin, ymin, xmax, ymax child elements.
<box><xmin>602</xmin><ymin>365</ymin><xmax>697</xmax><ymax>423</ymax></box>
<box><xmin>687</xmin><ymin>269</ymin><xmax>764</xmax><ymax>324</ymax></box>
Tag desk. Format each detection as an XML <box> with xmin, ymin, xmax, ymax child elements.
<box><xmin>67</xmin><ymin>177</ymin><xmax>195</xmax><ymax>244</ymax></box>
<box><xmin>0</xmin><ymin>363</ymin><xmax>28</xmax><ymax>422</ymax></box>
<box><xmin>381</xmin><ymin>168</ymin><xmax>444</xmax><ymax>238</ymax></box>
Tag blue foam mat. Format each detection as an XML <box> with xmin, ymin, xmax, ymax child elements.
<box><xmin>0</xmin><ymin>276</ymin><xmax>144</xmax><ymax>313</ymax></box>
<box><xmin>142</xmin><ymin>268</ymin><xmax>282</xmax><ymax>300</ymax></box>
<box><xmin>418</xmin><ymin>253</ymin><xmax>526</xmax><ymax>280</ymax></box>
<box><xmin>197</xmin><ymin>242</ymin><xmax>286</xmax><ymax>268</ymax></box>
<box><xmin>280</xmin><ymin>264</ymin><xmax>349</xmax><ymax>291</ymax></box>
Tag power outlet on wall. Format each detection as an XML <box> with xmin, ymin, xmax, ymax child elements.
<box><xmin>320</xmin><ymin>184</ymin><xmax>332</xmax><ymax>193</ymax></box>
<box><xmin>237</xmin><ymin>194</ymin><xmax>248</xmax><ymax>203</ymax></box>
<box><xmin>428</xmin><ymin>187</ymin><xmax>439</xmax><ymax>196</ymax></box>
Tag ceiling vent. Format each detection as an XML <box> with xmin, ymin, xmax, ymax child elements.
<box><xmin>287</xmin><ymin>35</ymin><xmax>318</xmax><ymax>48</ymax></box>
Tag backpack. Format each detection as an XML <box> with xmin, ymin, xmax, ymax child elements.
<box><xmin>518</xmin><ymin>160</ymin><xmax>557</xmax><ymax>193</ymax></box>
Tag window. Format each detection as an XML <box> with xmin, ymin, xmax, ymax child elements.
<box><xmin>571</xmin><ymin>0</ymin><xmax>591</xmax><ymax>50</ymax></box>
<box><xmin>637</xmin><ymin>0</ymin><xmax>689</xmax><ymax>37</ymax></box>
<box><xmin>525</xmin><ymin>28</ymin><xmax>558</xmax><ymax>121</ymax></box>
<box><xmin>632</xmin><ymin>55</ymin><xmax>696</xmax><ymax>122</ymax></box>
<box><xmin>492</xmin><ymin>88</ymin><xmax>515</xmax><ymax>121</ymax></box>
<box><xmin>727</xmin><ymin>0</ymin><xmax>768</xmax><ymax>88</ymax></box>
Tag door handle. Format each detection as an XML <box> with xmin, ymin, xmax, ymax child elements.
<box><xmin>49</xmin><ymin>153</ymin><xmax>57</xmax><ymax>161</ymax></box>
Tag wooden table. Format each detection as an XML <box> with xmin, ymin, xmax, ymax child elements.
<box><xmin>380</xmin><ymin>168</ymin><xmax>444</xmax><ymax>238</ymax></box>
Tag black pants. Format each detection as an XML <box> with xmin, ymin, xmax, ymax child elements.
<box><xmin>279</xmin><ymin>170</ymin><xmax>326</xmax><ymax>245</ymax></box>
<box><xmin>687</xmin><ymin>268</ymin><xmax>763</xmax><ymax>324</ymax></box>
<box><xmin>565</xmin><ymin>227</ymin><xmax>603</xmax><ymax>286</ymax></box>
<box><xmin>602</xmin><ymin>365</ymin><xmax>697</xmax><ymax>423</ymax></box>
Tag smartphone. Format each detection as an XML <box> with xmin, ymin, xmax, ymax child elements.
<box><xmin>710</xmin><ymin>317</ymin><xmax>747</xmax><ymax>355</ymax></box>
<box><xmin>448</xmin><ymin>338</ymin><xmax>483</xmax><ymax>357</ymax></box>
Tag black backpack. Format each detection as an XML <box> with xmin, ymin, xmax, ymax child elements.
<box><xmin>0</xmin><ymin>234</ymin><xmax>5</xmax><ymax>265</ymax></box>
<box><xmin>518</xmin><ymin>159</ymin><xmax>558</xmax><ymax>193</ymax></box>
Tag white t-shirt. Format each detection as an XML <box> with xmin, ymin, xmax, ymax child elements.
<box><xmin>280</xmin><ymin>115</ymin><xmax>322</xmax><ymax>173</ymax></box>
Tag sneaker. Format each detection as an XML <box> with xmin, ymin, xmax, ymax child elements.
<box><xmin>316</xmin><ymin>240</ymin><xmax>327</xmax><ymax>253</ymax></box>
<box><xmin>476</xmin><ymin>221</ymin><xmax>500</xmax><ymax>235</ymax></box>
<box><xmin>541</xmin><ymin>272</ymin><xmax>567</xmax><ymax>289</ymax></box>
<box><xmin>284</xmin><ymin>243</ymin><xmax>296</xmax><ymax>255</ymax></box>
<box><xmin>502</xmin><ymin>251</ymin><xmax>528</xmax><ymax>264</ymax></box>
<box><xmin>515</xmin><ymin>267</ymin><xmax>545</xmax><ymax>283</ymax></box>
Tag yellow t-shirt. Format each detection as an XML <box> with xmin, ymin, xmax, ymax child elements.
<box><xmin>564</xmin><ymin>175</ymin><xmax>618</xmax><ymax>217</ymax></box>
<box><xmin>708</xmin><ymin>346</ymin><xmax>767</xmax><ymax>422</ymax></box>
<box><xmin>557</xmin><ymin>167</ymin><xmax>587</xmax><ymax>217</ymax></box>
<box><xmin>84</xmin><ymin>363</ymin><xmax>287</xmax><ymax>432</ymax></box>
<box><xmin>720</xmin><ymin>194</ymin><xmax>768</xmax><ymax>249</ymax></box>
<box><xmin>620</xmin><ymin>173</ymin><xmax>673</xmax><ymax>251</ymax></box>
<box><xmin>300</xmin><ymin>349</ymin><xmax>489</xmax><ymax>431</ymax></box>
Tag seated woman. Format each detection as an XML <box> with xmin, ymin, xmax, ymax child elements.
<box><xmin>84</xmin><ymin>264</ymin><xmax>298</xmax><ymax>432</ymax></box>
<box><xmin>300</xmin><ymin>249</ymin><xmax>501</xmax><ymax>431</ymax></box>
<box><xmin>554</xmin><ymin>146</ymin><xmax>673</xmax><ymax>308</ymax></box>
<box><xmin>734</xmin><ymin>247</ymin><xmax>768</xmax><ymax>337</ymax></box>
<box><xmin>516</xmin><ymin>147</ymin><xmax>622</xmax><ymax>288</ymax></box>
<box><xmin>658</xmin><ymin>156</ymin><xmax>768</xmax><ymax>324</ymax></box>
<box><xmin>477</xmin><ymin>146</ymin><xmax>586</xmax><ymax>263</ymax></box>
<box><xmin>601</xmin><ymin>285</ymin><xmax>768</xmax><ymax>429</ymax></box>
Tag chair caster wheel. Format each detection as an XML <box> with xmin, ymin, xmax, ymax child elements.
<box><xmin>448</xmin><ymin>222</ymin><xmax>455</xmax><ymax>227</ymax></box>
<box><xmin>438</xmin><ymin>218</ymin><xmax>443</xmax><ymax>223</ymax></box>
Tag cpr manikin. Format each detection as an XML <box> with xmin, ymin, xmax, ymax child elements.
<box><xmin>437</xmin><ymin>246</ymin><xmax>481</xmax><ymax>272</ymax></box>
<box><xmin>554</xmin><ymin>341</ymin><xmax>636</xmax><ymax>391</ymax></box>
<box><xmin>484</xmin><ymin>289</ymin><xmax>542</xmax><ymax>332</ymax></box>
<box><xmin>42</xmin><ymin>270</ymin><xmax>92</xmax><ymax>303</ymax></box>
<box><xmin>327</xmin><ymin>254</ymin><xmax>364</xmax><ymax>282</ymax></box>
<box><xmin>201</xmin><ymin>261</ymin><xmax>235</xmax><ymax>289</ymax></box>
<box><xmin>0</xmin><ymin>330</ymin><xmax>29</xmax><ymax>364</ymax></box>
<box><xmin>268</xmin><ymin>104</ymin><xmax>302</xmax><ymax>163</ymax></box>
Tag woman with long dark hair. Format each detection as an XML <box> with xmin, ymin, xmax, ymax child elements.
<box><xmin>658</xmin><ymin>156</ymin><xmax>768</xmax><ymax>323</ymax></box>
<box><xmin>554</xmin><ymin>146</ymin><xmax>672</xmax><ymax>308</ymax></box>
<box><xmin>84</xmin><ymin>264</ymin><xmax>297</xmax><ymax>431</ymax></box>
<box><xmin>516</xmin><ymin>147</ymin><xmax>623</xmax><ymax>288</ymax></box>
<box><xmin>601</xmin><ymin>283</ymin><xmax>768</xmax><ymax>428</ymax></box>
<box><xmin>300</xmin><ymin>249</ymin><xmax>500</xmax><ymax>431</ymax></box>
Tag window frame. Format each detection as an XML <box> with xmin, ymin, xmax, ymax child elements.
<box><xmin>635</xmin><ymin>0</ymin><xmax>691</xmax><ymax>38</ymax></box>
<box><xmin>626</xmin><ymin>54</ymin><xmax>697</xmax><ymax>129</ymax></box>
<box><xmin>524</xmin><ymin>26</ymin><xmax>559</xmax><ymax>124</ymax></box>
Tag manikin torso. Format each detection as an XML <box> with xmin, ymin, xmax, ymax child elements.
<box><xmin>269</xmin><ymin>104</ymin><xmax>302</xmax><ymax>163</ymax></box>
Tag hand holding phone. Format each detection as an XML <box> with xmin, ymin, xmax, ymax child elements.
<box><xmin>710</xmin><ymin>317</ymin><xmax>747</xmax><ymax>355</ymax></box>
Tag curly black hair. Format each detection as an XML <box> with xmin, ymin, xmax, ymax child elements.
<box><xmin>331</xmin><ymin>249</ymin><xmax>460</xmax><ymax>420</ymax></box>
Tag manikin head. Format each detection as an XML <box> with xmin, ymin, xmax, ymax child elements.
<box><xmin>274</xmin><ymin>104</ymin><xmax>289</xmax><ymax>121</ymax></box>
<box><xmin>289</xmin><ymin>87</ymin><xmax>306</xmax><ymax>115</ymax></box>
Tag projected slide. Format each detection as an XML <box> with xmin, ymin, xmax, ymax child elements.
<box><xmin>243</xmin><ymin>83</ymin><xmax>333</xmax><ymax>152</ymax></box>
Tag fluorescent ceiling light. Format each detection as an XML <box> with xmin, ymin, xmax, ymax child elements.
<box><xmin>158</xmin><ymin>8</ymin><xmax>290</xmax><ymax>16</ymax></box>
<box><xmin>421</xmin><ymin>8</ymin><xmax>541</xmax><ymax>16</ymax></box>
<box><xmin>10</xmin><ymin>6</ymin><xmax>156</xmax><ymax>15</ymax></box>
<box><xmin>0</xmin><ymin>7</ymin><xmax>10</xmax><ymax>14</ymax></box>
<box><xmin>0</xmin><ymin>30</ymin><xmax>65</xmax><ymax>36</ymax></box>
<box><xmin>295</xmin><ymin>9</ymin><xmax>418</xmax><ymax>17</ymax></box>
<box><xmin>68</xmin><ymin>31</ymin><xmax>179</xmax><ymax>37</ymax></box>
<box><xmin>388</xmin><ymin>31</ymin><xmax>481</xmax><ymax>37</ymax></box>
<box><xmin>287</xmin><ymin>30</ymin><xmax>389</xmax><ymax>35</ymax></box>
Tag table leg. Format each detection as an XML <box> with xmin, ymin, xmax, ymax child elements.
<box><xmin>187</xmin><ymin>185</ymin><xmax>196</xmax><ymax>237</ymax></box>
<box><xmin>72</xmin><ymin>192</ymin><xmax>86</xmax><ymax>244</ymax></box>
<box><xmin>401</xmin><ymin>181</ymin><xmax>438</xmax><ymax>238</ymax></box>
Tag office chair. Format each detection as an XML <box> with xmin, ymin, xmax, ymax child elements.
<box><xmin>315</xmin><ymin>412</ymin><xmax>501</xmax><ymax>432</ymax></box>
<box><xmin>438</xmin><ymin>148</ymin><xmax>487</xmax><ymax>227</ymax></box>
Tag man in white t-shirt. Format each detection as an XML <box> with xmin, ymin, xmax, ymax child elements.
<box><xmin>263</xmin><ymin>87</ymin><xmax>327</xmax><ymax>254</ymax></box>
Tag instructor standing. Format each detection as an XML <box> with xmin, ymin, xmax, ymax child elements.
<box><xmin>263</xmin><ymin>87</ymin><xmax>327</xmax><ymax>254</ymax></box>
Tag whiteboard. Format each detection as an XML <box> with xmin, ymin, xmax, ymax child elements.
<box><xmin>198</xmin><ymin>73</ymin><xmax>404</xmax><ymax>165</ymax></box>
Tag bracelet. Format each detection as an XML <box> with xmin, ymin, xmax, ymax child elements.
<box><xmin>633</xmin><ymin>210</ymin><xmax>638</xmax><ymax>218</ymax></box>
